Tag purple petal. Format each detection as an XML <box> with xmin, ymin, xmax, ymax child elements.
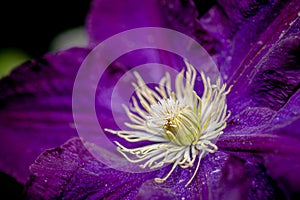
<box><xmin>266</xmin><ymin>90</ymin><xmax>300</xmax><ymax>196</ymax></box>
<box><xmin>219</xmin><ymin>133</ymin><xmax>300</xmax><ymax>198</ymax></box>
<box><xmin>227</xmin><ymin>78</ymin><xmax>300</xmax><ymax>134</ymax></box>
<box><xmin>87</xmin><ymin>0</ymin><xmax>300</xmax><ymax>115</ymax></box>
<box><xmin>86</xmin><ymin>0</ymin><xmax>200</xmax><ymax>47</ymax></box>
<box><xmin>220</xmin><ymin>88</ymin><xmax>300</xmax><ymax>198</ymax></box>
<box><xmin>226</xmin><ymin>106</ymin><xmax>276</xmax><ymax>133</ymax></box>
<box><xmin>87</xmin><ymin>0</ymin><xmax>164</xmax><ymax>46</ymax></box>
<box><xmin>136</xmin><ymin>152</ymin><xmax>230</xmax><ymax>199</ymax></box>
<box><xmin>220</xmin><ymin>92</ymin><xmax>300</xmax><ymax>198</ymax></box>
<box><xmin>196</xmin><ymin>0</ymin><xmax>300</xmax><ymax>113</ymax></box>
<box><xmin>198</xmin><ymin>0</ymin><xmax>295</xmax><ymax>76</ymax></box>
<box><xmin>136</xmin><ymin>151</ymin><xmax>278</xmax><ymax>200</ymax></box>
<box><xmin>225</xmin><ymin>1</ymin><xmax>300</xmax><ymax>113</ymax></box>
<box><xmin>25</xmin><ymin>137</ymin><xmax>158</xmax><ymax>199</ymax></box>
<box><xmin>270</xmin><ymin>84</ymin><xmax>300</xmax><ymax>129</ymax></box>
<box><xmin>249</xmin><ymin>35</ymin><xmax>300</xmax><ymax>110</ymax></box>
<box><xmin>0</xmin><ymin>48</ymin><xmax>89</xmax><ymax>183</ymax></box>
<box><xmin>226</xmin><ymin>81</ymin><xmax>300</xmax><ymax>136</ymax></box>
<box><xmin>25</xmin><ymin>137</ymin><xmax>277</xmax><ymax>199</ymax></box>
<box><xmin>219</xmin><ymin>154</ymin><xmax>281</xmax><ymax>200</ymax></box>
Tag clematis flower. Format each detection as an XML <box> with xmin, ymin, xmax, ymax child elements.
<box><xmin>0</xmin><ymin>0</ymin><xmax>300</xmax><ymax>199</ymax></box>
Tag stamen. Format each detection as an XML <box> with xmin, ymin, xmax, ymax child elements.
<box><xmin>105</xmin><ymin>59</ymin><xmax>231</xmax><ymax>186</ymax></box>
<box><xmin>185</xmin><ymin>151</ymin><xmax>205</xmax><ymax>187</ymax></box>
<box><xmin>154</xmin><ymin>159</ymin><xmax>181</xmax><ymax>183</ymax></box>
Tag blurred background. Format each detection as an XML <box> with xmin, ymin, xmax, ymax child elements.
<box><xmin>0</xmin><ymin>0</ymin><xmax>92</xmax><ymax>78</ymax></box>
<box><xmin>0</xmin><ymin>0</ymin><xmax>91</xmax><ymax>198</ymax></box>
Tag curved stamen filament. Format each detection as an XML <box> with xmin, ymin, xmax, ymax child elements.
<box><xmin>185</xmin><ymin>151</ymin><xmax>205</xmax><ymax>187</ymax></box>
<box><xmin>105</xmin><ymin>59</ymin><xmax>231</xmax><ymax>186</ymax></box>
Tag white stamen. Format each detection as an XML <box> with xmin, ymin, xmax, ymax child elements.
<box><xmin>105</xmin><ymin>59</ymin><xmax>231</xmax><ymax>186</ymax></box>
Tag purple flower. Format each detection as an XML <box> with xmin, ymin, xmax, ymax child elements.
<box><xmin>1</xmin><ymin>0</ymin><xmax>300</xmax><ymax>199</ymax></box>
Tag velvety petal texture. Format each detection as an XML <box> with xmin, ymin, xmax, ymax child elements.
<box><xmin>1</xmin><ymin>0</ymin><xmax>300</xmax><ymax>199</ymax></box>
<box><xmin>25</xmin><ymin>137</ymin><xmax>280</xmax><ymax>200</ymax></box>
<box><xmin>197</xmin><ymin>0</ymin><xmax>298</xmax><ymax>77</ymax></box>
<box><xmin>0</xmin><ymin>48</ymin><xmax>89</xmax><ymax>183</ymax></box>
<box><xmin>219</xmin><ymin>89</ymin><xmax>300</xmax><ymax>198</ymax></box>
<box><xmin>87</xmin><ymin>0</ymin><xmax>300</xmax><ymax>115</ymax></box>
<box><xmin>195</xmin><ymin>0</ymin><xmax>300</xmax><ymax>115</ymax></box>
<box><xmin>25</xmin><ymin>138</ymin><xmax>157</xmax><ymax>199</ymax></box>
<box><xmin>227</xmin><ymin>3</ymin><xmax>300</xmax><ymax>114</ymax></box>
<box><xmin>87</xmin><ymin>0</ymin><xmax>203</xmax><ymax>47</ymax></box>
<box><xmin>87</xmin><ymin>0</ymin><xmax>165</xmax><ymax>46</ymax></box>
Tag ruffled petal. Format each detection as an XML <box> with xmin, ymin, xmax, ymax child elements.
<box><xmin>0</xmin><ymin>48</ymin><xmax>89</xmax><ymax>183</ymax></box>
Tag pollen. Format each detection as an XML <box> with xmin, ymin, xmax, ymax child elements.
<box><xmin>105</xmin><ymin>59</ymin><xmax>232</xmax><ymax>187</ymax></box>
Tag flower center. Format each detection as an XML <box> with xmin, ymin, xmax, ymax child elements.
<box><xmin>105</xmin><ymin>59</ymin><xmax>231</xmax><ymax>186</ymax></box>
<box><xmin>147</xmin><ymin>98</ymin><xmax>200</xmax><ymax>146</ymax></box>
